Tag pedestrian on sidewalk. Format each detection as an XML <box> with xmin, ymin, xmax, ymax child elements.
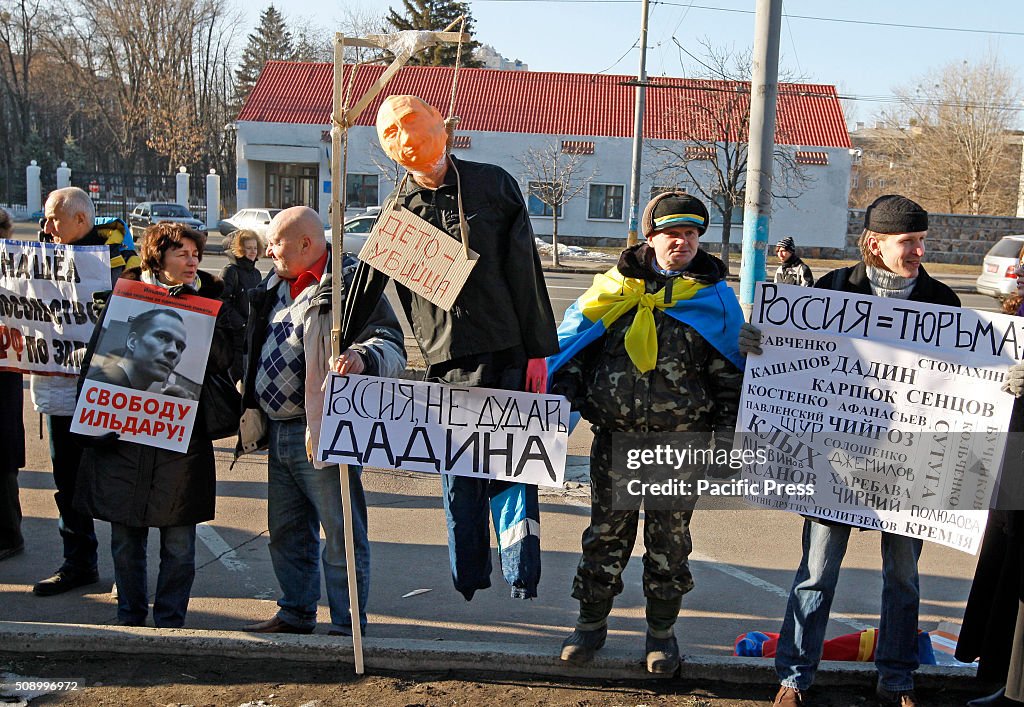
<box><xmin>219</xmin><ymin>229</ymin><xmax>263</xmax><ymax>383</ymax></box>
<box><xmin>740</xmin><ymin>194</ymin><xmax>960</xmax><ymax>707</ymax></box>
<box><xmin>75</xmin><ymin>223</ymin><xmax>231</xmax><ymax>627</ymax></box>
<box><xmin>30</xmin><ymin>187</ymin><xmax>141</xmax><ymax>597</ymax></box>
<box><xmin>239</xmin><ymin>207</ymin><xmax>405</xmax><ymax>636</ymax></box>
<box><xmin>549</xmin><ymin>192</ymin><xmax>744</xmax><ymax>674</ymax></box>
<box><xmin>772</xmin><ymin>236</ymin><xmax>813</xmax><ymax>287</ymax></box>
<box><xmin>348</xmin><ymin>95</ymin><xmax>558</xmax><ymax>602</ymax></box>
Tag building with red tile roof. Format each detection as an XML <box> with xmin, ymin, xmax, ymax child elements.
<box><xmin>235</xmin><ymin>61</ymin><xmax>852</xmax><ymax>248</ymax></box>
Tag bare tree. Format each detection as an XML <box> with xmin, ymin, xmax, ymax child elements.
<box><xmin>516</xmin><ymin>140</ymin><xmax>595</xmax><ymax>267</ymax></box>
<box><xmin>647</xmin><ymin>39</ymin><xmax>811</xmax><ymax>274</ymax></box>
<box><xmin>0</xmin><ymin>0</ymin><xmax>44</xmax><ymax>164</ymax></box>
<box><xmin>45</xmin><ymin>0</ymin><xmax>240</xmax><ymax>174</ymax></box>
<box><xmin>878</xmin><ymin>54</ymin><xmax>1022</xmax><ymax>215</ymax></box>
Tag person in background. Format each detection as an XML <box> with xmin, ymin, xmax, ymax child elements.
<box><xmin>75</xmin><ymin>223</ymin><xmax>230</xmax><ymax>627</ymax></box>
<box><xmin>0</xmin><ymin>207</ymin><xmax>25</xmax><ymax>562</ymax></box>
<box><xmin>220</xmin><ymin>229</ymin><xmax>263</xmax><ymax>382</ymax></box>
<box><xmin>773</xmin><ymin>236</ymin><xmax>813</xmax><ymax>287</ymax></box>
<box><xmin>30</xmin><ymin>187</ymin><xmax>140</xmax><ymax>597</ymax></box>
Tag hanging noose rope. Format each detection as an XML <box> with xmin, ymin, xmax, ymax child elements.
<box><xmin>443</xmin><ymin>16</ymin><xmax>467</xmax><ymax>148</ymax></box>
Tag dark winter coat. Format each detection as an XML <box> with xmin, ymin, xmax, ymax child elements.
<box><xmin>773</xmin><ymin>255</ymin><xmax>814</xmax><ymax>287</ymax></box>
<box><xmin>384</xmin><ymin>156</ymin><xmax>558</xmax><ymax>365</ymax></box>
<box><xmin>0</xmin><ymin>372</ymin><xmax>24</xmax><ymax>474</ymax></box>
<box><xmin>219</xmin><ymin>256</ymin><xmax>262</xmax><ymax>333</ymax></box>
<box><xmin>814</xmin><ymin>261</ymin><xmax>960</xmax><ymax>307</ymax></box>
<box><xmin>220</xmin><ymin>256</ymin><xmax>262</xmax><ymax>381</ymax></box>
<box><xmin>550</xmin><ymin>244</ymin><xmax>742</xmax><ymax>438</ymax></box>
<box><xmin>74</xmin><ymin>270</ymin><xmax>232</xmax><ymax>527</ymax></box>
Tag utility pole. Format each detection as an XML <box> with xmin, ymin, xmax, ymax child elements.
<box><xmin>739</xmin><ymin>0</ymin><xmax>783</xmax><ymax>315</ymax></box>
<box><xmin>626</xmin><ymin>0</ymin><xmax>649</xmax><ymax>247</ymax></box>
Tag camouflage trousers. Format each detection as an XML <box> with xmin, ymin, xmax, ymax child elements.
<box><xmin>571</xmin><ymin>429</ymin><xmax>696</xmax><ymax>603</ymax></box>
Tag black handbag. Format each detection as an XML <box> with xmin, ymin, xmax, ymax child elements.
<box><xmin>200</xmin><ymin>371</ymin><xmax>242</xmax><ymax>440</ymax></box>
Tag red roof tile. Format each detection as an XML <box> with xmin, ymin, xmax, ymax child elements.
<box><xmin>238</xmin><ymin>62</ymin><xmax>851</xmax><ymax>149</ymax></box>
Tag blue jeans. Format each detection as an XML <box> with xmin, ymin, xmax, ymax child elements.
<box><xmin>267</xmin><ymin>418</ymin><xmax>369</xmax><ymax>633</ymax></box>
<box><xmin>48</xmin><ymin>415</ymin><xmax>98</xmax><ymax>574</ymax></box>
<box><xmin>775</xmin><ymin>519</ymin><xmax>923</xmax><ymax>692</ymax></box>
<box><xmin>110</xmin><ymin>523</ymin><xmax>196</xmax><ymax>628</ymax></box>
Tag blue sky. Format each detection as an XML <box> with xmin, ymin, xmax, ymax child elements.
<box><xmin>242</xmin><ymin>0</ymin><xmax>1024</xmax><ymax>129</ymax></box>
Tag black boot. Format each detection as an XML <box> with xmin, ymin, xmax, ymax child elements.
<box><xmin>560</xmin><ymin>625</ymin><xmax>607</xmax><ymax>664</ymax></box>
<box><xmin>645</xmin><ymin>631</ymin><xmax>680</xmax><ymax>674</ymax></box>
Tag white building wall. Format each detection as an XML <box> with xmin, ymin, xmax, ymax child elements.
<box><xmin>236</xmin><ymin>120</ymin><xmax>852</xmax><ymax>249</ymax></box>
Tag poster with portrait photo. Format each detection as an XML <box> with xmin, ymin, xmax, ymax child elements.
<box><xmin>71</xmin><ymin>279</ymin><xmax>221</xmax><ymax>452</ymax></box>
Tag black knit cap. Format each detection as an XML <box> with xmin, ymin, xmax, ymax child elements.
<box><xmin>864</xmin><ymin>194</ymin><xmax>928</xmax><ymax>234</ymax></box>
<box><xmin>776</xmin><ymin>236</ymin><xmax>796</xmax><ymax>252</ymax></box>
<box><xmin>641</xmin><ymin>191</ymin><xmax>709</xmax><ymax>237</ymax></box>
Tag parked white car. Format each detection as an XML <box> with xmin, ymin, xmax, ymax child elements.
<box><xmin>976</xmin><ymin>234</ymin><xmax>1024</xmax><ymax>299</ymax></box>
<box><xmin>217</xmin><ymin>208</ymin><xmax>282</xmax><ymax>238</ymax></box>
<box><xmin>322</xmin><ymin>215</ymin><xmax>377</xmax><ymax>256</ymax></box>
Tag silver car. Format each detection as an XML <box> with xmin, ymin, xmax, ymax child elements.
<box><xmin>976</xmin><ymin>235</ymin><xmax>1024</xmax><ymax>299</ymax></box>
<box><xmin>323</xmin><ymin>214</ymin><xmax>377</xmax><ymax>256</ymax></box>
<box><xmin>217</xmin><ymin>208</ymin><xmax>283</xmax><ymax>239</ymax></box>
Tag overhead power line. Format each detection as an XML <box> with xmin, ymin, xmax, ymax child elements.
<box><xmin>472</xmin><ymin>0</ymin><xmax>1024</xmax><ymax>38</ymax></box>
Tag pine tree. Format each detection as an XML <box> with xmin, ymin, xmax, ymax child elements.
<box><xmin>234</xmin><ymin>5</ymin><xmax>296</xmax><ymax>107</ymax></box>
<box><xmin>385</xmin><ymin>0</ymin><xmax>483</xmax><ymax>67</ymax></box>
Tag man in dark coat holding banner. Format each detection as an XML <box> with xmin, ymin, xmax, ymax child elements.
<box><xmin>741</xmin><ymin>195</ymin><xmax>958</xmax><ymax>707</ymax></box>
<box><xmin>30</xmin><ymin>186</ymin><xmax>140</xmax><ymax>597</ymax></box>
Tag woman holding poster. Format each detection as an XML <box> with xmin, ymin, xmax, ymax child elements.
<box><xmin>75</xmin><ymin>223</ymin><xmax>231</xmax><ymax>628</ymax></box>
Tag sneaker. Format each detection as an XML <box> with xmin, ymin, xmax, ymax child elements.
<box><xmin>32</xmin><ymin>569</ymin><xmax>99</xmax><ymax>597</ymax></box>
<box><xmin>876</xmin><ymin>685</ymin><xmax>921</xmax><ymax>707</ymax></box>
<box><xmin>559</xmin><ymin>625</ymin><xmax>607</xmax><ymax>664</ymax></box>
<box><xmin>645</xmin><ymin>632</ymin><xmax>680</xmax><ymax>674</ymax></box>
<box><xmin>773</xmin><ymin>686</ymin><xmax>805</xmax><ymax>707</ymax></box>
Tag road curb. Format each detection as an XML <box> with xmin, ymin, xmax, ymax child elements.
<box><xmin>0</xmin><ymin>621</ymin><xmax>973</xmax><ymax>687</ymax></box>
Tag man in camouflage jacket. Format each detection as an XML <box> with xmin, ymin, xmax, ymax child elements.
<box><xmin>549</xmin><ymin>192</ymin><xmax>744</xmax><ymax>674</ymax></box>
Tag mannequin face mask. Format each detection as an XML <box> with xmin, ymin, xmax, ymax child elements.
<box><xmin>375</xmin><ymin>95</ymin><xmax>448</xmax><ymax>174</ymax></box>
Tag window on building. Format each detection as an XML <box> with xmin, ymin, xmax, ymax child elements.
<box><xmin>527</xmin><ymin>181</ymin><xmax>563</xmax><ymax>217</ymax></box>
<box><xmin>346</xmin><ymin>174</ymin><xmax>378</xmax><ymax>209</ymax></box>
<box><xmin>795</xmin><ymin>150</ymin><xmax>829</xmax><ymax>166</ymax></box>
<box><xmin>708</xmin><ymin>191</ymin><xmax>744</xmax><ymax>226</ymax></box>
<box><xmin>588</xmin><ymin>183</ymin><xmax>624</xmax><ymax>220</ymax></box>
<box><xmin>686</xmin><ymin>145</ymin><xmax>717</xmax><ymax>161</ymax></box>
<box><xmin>561</xmin><ymin>141</ymin><xmax>595</xmax><ymax>155</ymax></box>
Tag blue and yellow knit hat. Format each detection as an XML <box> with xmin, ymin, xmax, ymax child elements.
<box><xmin>641</xmin><ymin>191</ymin><xmax>709</xmax><ymax>238</ymax></box>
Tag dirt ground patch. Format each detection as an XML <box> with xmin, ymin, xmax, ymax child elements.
<box><xmin>1</xmin><ymin>652</ymin><xmax>985</xmax><ymax>707</ymax></box>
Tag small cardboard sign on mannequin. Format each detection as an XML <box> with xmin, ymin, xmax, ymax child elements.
<box><xmin>358</xmin><ymin>207</ymin><xmax>478</xmax><ymax>311</ymax></box>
